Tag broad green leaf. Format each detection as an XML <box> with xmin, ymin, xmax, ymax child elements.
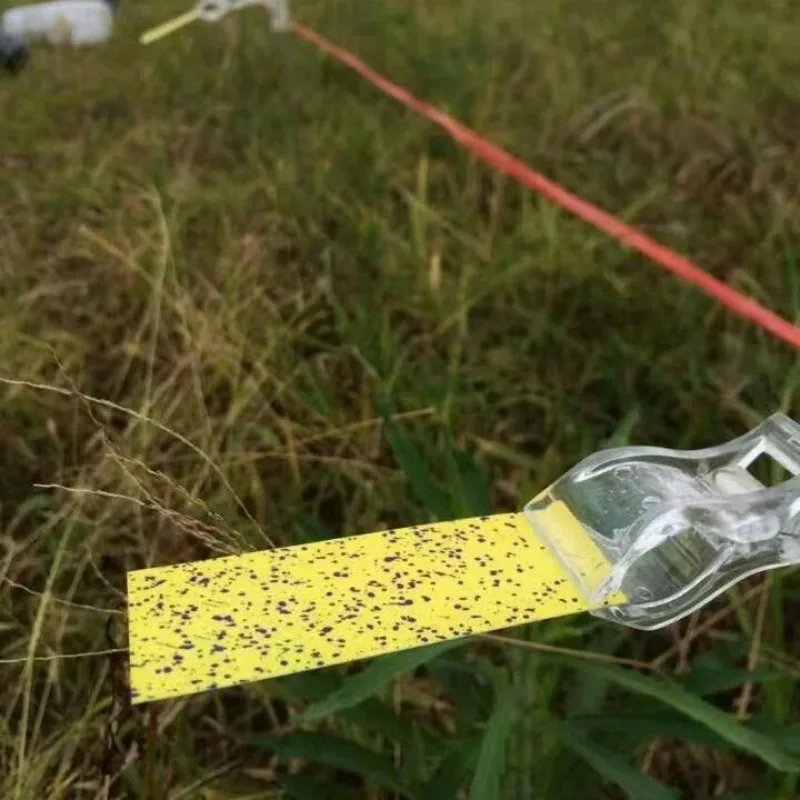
<box><xmin>402</xmin><ymin>723</ymin><xmax>432</xmax><ymax>787</ymax></box>
<box><xmin>469</xmin><ymin>672</ymin><xmax>517</xmax><ymax>800</ymax></box>
<box><xmin>279</xmin><ymin>774</ymin><xmax>361</xmax><ymax>800</ymax></box>
<box><xmin>615</xmin><ymin>664</ymin><xmax>785</xmax><ymax>717</ymax></box>
<box><xmin>428</xmin><ymin>653</ymin><xmax>493</xmax><ymax>728</ymax></box>
<box><xmin>377</xmin><ymin>396</ymin><xmax>454</xmax><ymax>520</ymax></box>
<box><xmin>445</xmin><ymin>437</ymin><xmax>494</xmax><ymax>517</ymax></box>
<box><xmin>565</xmin><ymin>665</ymin><xmax>610</xmax><ymax>718</ymax></box>
<box><xmin>430</xmin><ymin>653</ymin><xmax>492</xmax><ymax>682</ymax></box>
<box><xmin>569</xmin><ymin>712</ymin><xmax>727</xmax><ymax>749</ymax></box>
<box><xmin>561</xmin><ymin>727</ymin><xmax>678</xmax><ymax>800</ymax></box>
<box><xmin>341</xmin><ymin>699</ymin><xmax>429</xmax><ymax>753</ymax></box>
<box><xmin>565</xmin><ymin>627</ymin><xmax>627</xmax><ymax>717</ymax></box>
<box><xmin>540</xmin><ymin>656</ymin><xmax>800</xmax><ymax>772</ymax></box>
<box><xmin>591</xmin><ymin>659</ymin><xmax>785</xmax><ymax>735</ymax></box>
<box><xmin>678</xmin><ymin>665</ymin><xmax>782</xmax><ymax>697</ymax></box>
<box><xmin>280</xmin><ymin>667</ymin><xmax>436</xmax><ymax>752</ymax></box>
<box><xmin>280</xmin><ymin>668</ymin><xmax>425</xmax><ymax>748</ymax></box>
<box><xmin>571</xmin><ymin>712</ymin><xmax>800</xmax><ymax>755</ymax></box>
<box><xmin>602</xmin><ymin>408</ymin><xmax>641</xmax><ymax>447</ymax></box>
<box><xmin>747</xmin><ymin>720</ymin><xmax>800</xmax><ymax>755</ymax></box>
<box><xmin>507</xmin><ymin>641</ymin><xmax>541</xmax><ymax>800</ymax></box>
<box><xmin>297</xmin><ymin>640</ymin><xmax>466</xmax><ymax>723</ymax></box>
<box><xmin>424</xmin><ymin>735</ymin><xmax>482</xmax><ymax>799</ymax></box>
<box><xmin>279</xmin><ymin>669</ymin><xmax>344</xmax><ymax>701</ymax></box>
<box><xmin>251</xmin><ymin>731</ymin><xmax>415</xmax><ymax>797</ymax></box>
<box><xmin>290</xmin><ymin>508</ymin><xmax>335</xmax><ymax>543</ymax></box>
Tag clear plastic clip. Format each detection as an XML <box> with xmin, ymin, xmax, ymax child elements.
<box><xmin>199</xmin><ymin>0</ymin><xmax>289</xmax><ymax>30</ymax></box>
<box><xmin>140</xmin><ymin>0</ymin><xmax>290</xmax><ymax>46</ymax></box>
<box><xmin>524</xmin><ymin>413</ymin><xmax>800</xmax><ymax>630</ymax></box>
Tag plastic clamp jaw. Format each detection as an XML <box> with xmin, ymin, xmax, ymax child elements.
<box><xmin>199</xmin><ymin>0</ymin><xmax>289</xmax><ymax>29</ymax></box>
<box><xmin>524</xmin><ymin>413</ymin><xmax>800</xmax><ymax>630</ymax></box>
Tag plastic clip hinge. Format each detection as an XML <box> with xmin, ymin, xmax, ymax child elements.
<box><xmin>199</xmin><ymin>0</ymin><xmax>289</xmax><ymax>30</ymax></box>
<box><xmin>523</xmin><ymin>413</ymin><xmax>800</xmax><ymax>630</ymax></box>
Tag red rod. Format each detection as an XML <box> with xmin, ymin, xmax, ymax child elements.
<box><xmin>292</xmin><ymin>21</ymin><xmax>800</xmax><ymax>350</ymax></box>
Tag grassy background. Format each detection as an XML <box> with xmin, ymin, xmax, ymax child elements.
<box><xmin>2</xmin><ymin>0</ymin><xmax>800</xmax><ymax>796</ymax></box>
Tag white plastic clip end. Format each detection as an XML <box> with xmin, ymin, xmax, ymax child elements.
<box><xmin>267</xmin><ymin>0</ymin><xmax>289</xmax><ymax>31</ymax></box>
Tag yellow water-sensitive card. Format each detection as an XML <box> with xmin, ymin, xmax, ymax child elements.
<box><xmin>128</xmin><ymin>511</ymin><xmax>614</xmax><ymax>704</ymax></box>
<box><xmin>129</xmin><ymin>413</ymin><xmax>800</xmax><ymax>704</ymax></box>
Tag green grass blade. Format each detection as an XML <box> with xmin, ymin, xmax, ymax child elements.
<box><xmin>602</xmin><ymin>408</ymin><xmax>641</xmax><ymax>447</ymax></box>
<box><xmin>428</xmin><ymin>652</ymin><xmax>494</xmax><ymax>728</ymax></box>
<box><xmin>402</xmin><ymin>723</ymin><xmax>433</xmax><ymax>788</ymax></box>
<box><xmin>377</xmin><ymin>396</ymin><xmax>454</xmax><ymax>520</ymax></box>
<box><xmin>423</xmin><ymin>735</ymin><xmax>482</xmax><ymax>799</ymax></box>
<box><xmin>297</xmin><ymin>640</ymin><xmax>467</xmax><ymax>723</ymax></box>
<box><xmin>279</xmin><ymin>667</ymin><xmax>427</xmax><ymax>750</ymax></box>
<box><xmin>564</xmin><ymin>627</ymin><xmax>628</xmax><ymax>717</ymax></box>
<box><xmin>279</xmin><ymin>774</ymin><xmax>362</xmax><ymax>800</ymax></box>
<box><xmin>341</xmin><ymin>699</ymin><xmax>429</xmax><ymax>753</ymax></box>
<box><xmin>540</xmin><ymin>656</ymin><xmax>800</xmax><ymax>772</ymax></box>
<box><xmin>569</xmin><ymin>712</ymin><xmax>729</xmax><ymax>750</ymax></box>
<box><xmin>447</xmin><ymin>444</ymin><xmax>494</xmax><ymax>517</ymax></box>
<box><xmin>748</xmin><ymin>720</ymin><xmax>800</xmax><ymax>755</ymax></box>
<box><xmin>678</xmin><ymin>663</ymin><xmax>783</xmax><ymax>697</ymax></box>
<box><xmin>570</xmin><ymin>712</ymin><xmax>800</xmax><ymax>755</ymax></box>
<box><xmin>469</xmin><ymin>672</ymin><xmax>517</xmax><ymax>800</ymax></box>
<box><xmin>279</xmin><ymin>669</ymin><xmax>344</xmax><ymax>701</ymax></box>
<box><xmin>251</xmin><ymin>731</ymin><xmax>415</xmax><ymax>797</ymax></box>
<box><xmin>561</xmin><ymin>726</ymin><xmax>679</xmax><ymax>800</ymax></box>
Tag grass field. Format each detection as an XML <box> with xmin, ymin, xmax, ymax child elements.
<box><xmin>2</xmin><ymin>0</ymin><xmax>800</xmax><ymax>797</ymax></box>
